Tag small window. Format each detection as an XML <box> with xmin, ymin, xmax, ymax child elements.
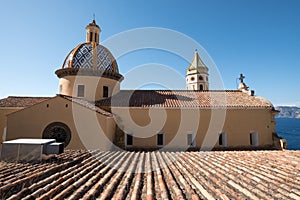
<box><xmin>59</xmin><ymin>85</ymin><xmax>62</xmax><ymax>93</ymax></box>
<box><xmin>191</xmin><ymin>77</ymin><xmax>195</xmax><ymax>81</ymax></box>
<box><xmin>187</xmin><ymin>133</ymin><xmax>196</xmax><ymax>147</ymax></box>
<box><xmin>77</xmin><ymin>85</ymin><xmax>85</xmax><ymax>97</ymax></box>
<box><xmin>219</xmin><ymin>134</ymin><xmax>223</xmax><ymax>146</ymax></box>
<box><xmin>103</xmin><ymin>86</ymin><xmax>109</xmax><ymax>98</ymax></box>
<box><xmin>126</xmin><ymin>134</ymin><xmax>133</xmax><ymax>146</ymax></box>
<box><xmin>219</xmin><ymin>132</ymin><xmax>227</xmax><ymax>147</ymax></box>
<box><xmin>200</xmin><ymin>84</ymin><xmax>204</xmax><ymax>91</ymax></box>
<box><xmin>206</xmin><ymin>77</ymin><xmax>208</xmax><ymax>81</ymax></box>
<box><xmin>250</xmin><ymin>132</ymin><xmax>259</xmax><ymax>146</ymax></box>
<box><xmin>199</xmin><ymin>76</ymin><xmax>203</xmax><ymax>80</ymax></box>
<box><xmin>157</xmin><ymin>133</ymin><xmax>164</xmax><ymax>146</ymax></box>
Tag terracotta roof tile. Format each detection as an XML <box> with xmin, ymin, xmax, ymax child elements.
<box><xmin>0</xmin><ymin>96</ymin><xmax>51</xmax><ymax>108</ymax></box>
<box><xmin>1</xmin><ymin>150</ymin><xmax>300</xmax><ymax>199</ymax></box>
<box><xmin>97</xmin><ymin>90</ymin><xmax>274</xmax><ymax>108</ymax></box>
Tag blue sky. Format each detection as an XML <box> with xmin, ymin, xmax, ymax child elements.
<box><xmin>0</xmin><ymin>0</ymin><xmax>299</xmax><ymax>106</ymax></box>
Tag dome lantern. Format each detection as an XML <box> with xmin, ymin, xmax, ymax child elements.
<box><xmin>85</xmin><ymin>19</ymin><xmax>101</xmax><ymax>45</ymax></box>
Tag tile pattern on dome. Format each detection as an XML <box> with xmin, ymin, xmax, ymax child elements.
<box><xmin>73</xmin><ymin>44</ymin><xmax>93</xmax><ymax>68</ymax></box>
<box><xmin>65</xmin><ymin>44</ymin><xmax>114</xmax><ymax>71</ymax></box>
<box><xmin>97</xmin><ymin>46</ymin><xmax>113</xmax><ymax>71</ymax></box>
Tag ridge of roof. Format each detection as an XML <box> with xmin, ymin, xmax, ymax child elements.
<box><xmin>6</xmin><ymin>96</ymin><xmax>52</xmax><ymax>98</ymax></box>
<box><xmin>114</xmin><ymin>89</ymin><xmax>242</xmax><ymax>92</ymax></box>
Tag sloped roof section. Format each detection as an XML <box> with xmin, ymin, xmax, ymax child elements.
<box><xmin>97</xmin><ymin>90</ymin><xmax>274</xmax><ymax>109</ymax></box>
<box><xmin>0</xmin><ymin>96</ymin><xmax>51</xmax><ymax>108</ymax></box>
<box><xmin>59</xmin><ymin>95</ymin><xmax>112</xmax><ymax>117</ymax></box>
<box><xmin>0</xmin><ymin>150</ymin><xmax>299</xmax><ymax>199</ymax></box>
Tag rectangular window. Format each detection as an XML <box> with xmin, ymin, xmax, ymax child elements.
<box><xmin>187</xmin><ymin>133</ymin><xmax>196</xmax><ymax>147</ymax></box>
<box><xmin>126</xmin><ymin>134</ymin><xmax>133</xmax><ymax>146</ymax></box>
<box><xmin>250</xmin><ymin>132</ymin><xmax>259</xmax><ymax>146</ymax></box>
<box><xmin>219</xmin><ymin>134</ymin><xmax>223</xmax><ymax>146</ymax></box>
<box><xmin>157</xmin><ymin>133</ymin><xmax>164</xmax><ymax>146</ymax></box>
<box><xmin>103</xmin><ymin>86</ymin><xmax>109</xmax><ymax>98</ymax></box>
<box><xmin>59</xmin><ymin>85</ymin><xmax>62</xmax><ymax>93</ymax></box>
<box><xmin>77</xmin><ymin>85</ymin><xmax>85</xmax><ymax>97</ymax></box>
<box><xmin>219</xmin><ymin>132</ymin><xmax>227</xmax><ymax>147</ymax></box>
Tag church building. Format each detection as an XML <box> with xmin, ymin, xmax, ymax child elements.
<box><xmin>0</xmin><ymin>20</ymin><xmax>286</xmax><ymax>151</ymax></box>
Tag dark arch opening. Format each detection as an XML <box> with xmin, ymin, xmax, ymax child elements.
<box><xmin>200</xmin><ymin>84</ymin><xmax>204</xmax><ymax>91</ymax></box>
<box><xmin>43</xmin><ymin>122</ymin><xmax>71</xmax><ymax>147</ymax></box>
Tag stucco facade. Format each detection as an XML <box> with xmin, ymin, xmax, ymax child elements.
<box><xmin>58</xmin><ymin>75</ymin><xmax>120</xmax><ymax>101</ymax></box>
<box><xmin>0</xmin><ymin>108</ymin><xmax>21</xmax><ymax>143</ymax></box>
<box><xmin>102</xmin><ymin>100</ymin><xmax>278</xmax><ymax>150</ymax></box>
<box><xmin>5</xmin><ymin>96</ymin><xmax>116</xmax><ymax>150</ymax></box>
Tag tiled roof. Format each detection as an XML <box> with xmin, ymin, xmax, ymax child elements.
<box><xmin>0</xmin><ymin>96</ymin><xmax>51</xmax><ymax>108</ymax></box>
<box><xmin>1</xmin><ymin>150</ymin><xmax>299</xmax><ymax>199</ymax></box>
<box><xmin>97</xmin><ymin>90</ymin><xmax>274</xmax><ymax>108</ymax></box>
<box><xmin>59</xmin><ymin>95</ymin><xmax>113</xmax><ymax>117</ymax></box>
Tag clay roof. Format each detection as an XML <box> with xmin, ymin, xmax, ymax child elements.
<box><xmin>0</xmin><ymin>96</ymin><xmax>51</xmax><ymax>108</ymax></box>
<box><xmin>0</xmin><ymin>150</ymin><xmax>299</xmax><ymax>199</ymax></box>
<box><xmin>97</xmin><ymin>90</ymin><xmax>274</xmax><ymax>109</ymax></box>
<box><xmin>59</xmin><ymin>95</ymin><xmax>113</xmax><ymax>117</ymax></box>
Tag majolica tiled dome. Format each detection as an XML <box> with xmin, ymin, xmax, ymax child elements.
<box><xmin>62</xmin><ymin>43</ymin><xmax>119</xmax><ymax>73</ymax></box>
<box><xmin>55</xmin><ymin>19</ymin><xmax>123</xmax><ymax>81</ymax></box>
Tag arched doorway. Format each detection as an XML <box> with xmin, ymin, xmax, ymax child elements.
<box><xmin>43</xmin><ymin>122</ymin><xmax>71</xmax><ymax>147</ymax></box>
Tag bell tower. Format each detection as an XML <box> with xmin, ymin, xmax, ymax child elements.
<box><xmin>186</xmin><ymin>50</ymin><xmax>209</xmax><ymax>91</ymax></box>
